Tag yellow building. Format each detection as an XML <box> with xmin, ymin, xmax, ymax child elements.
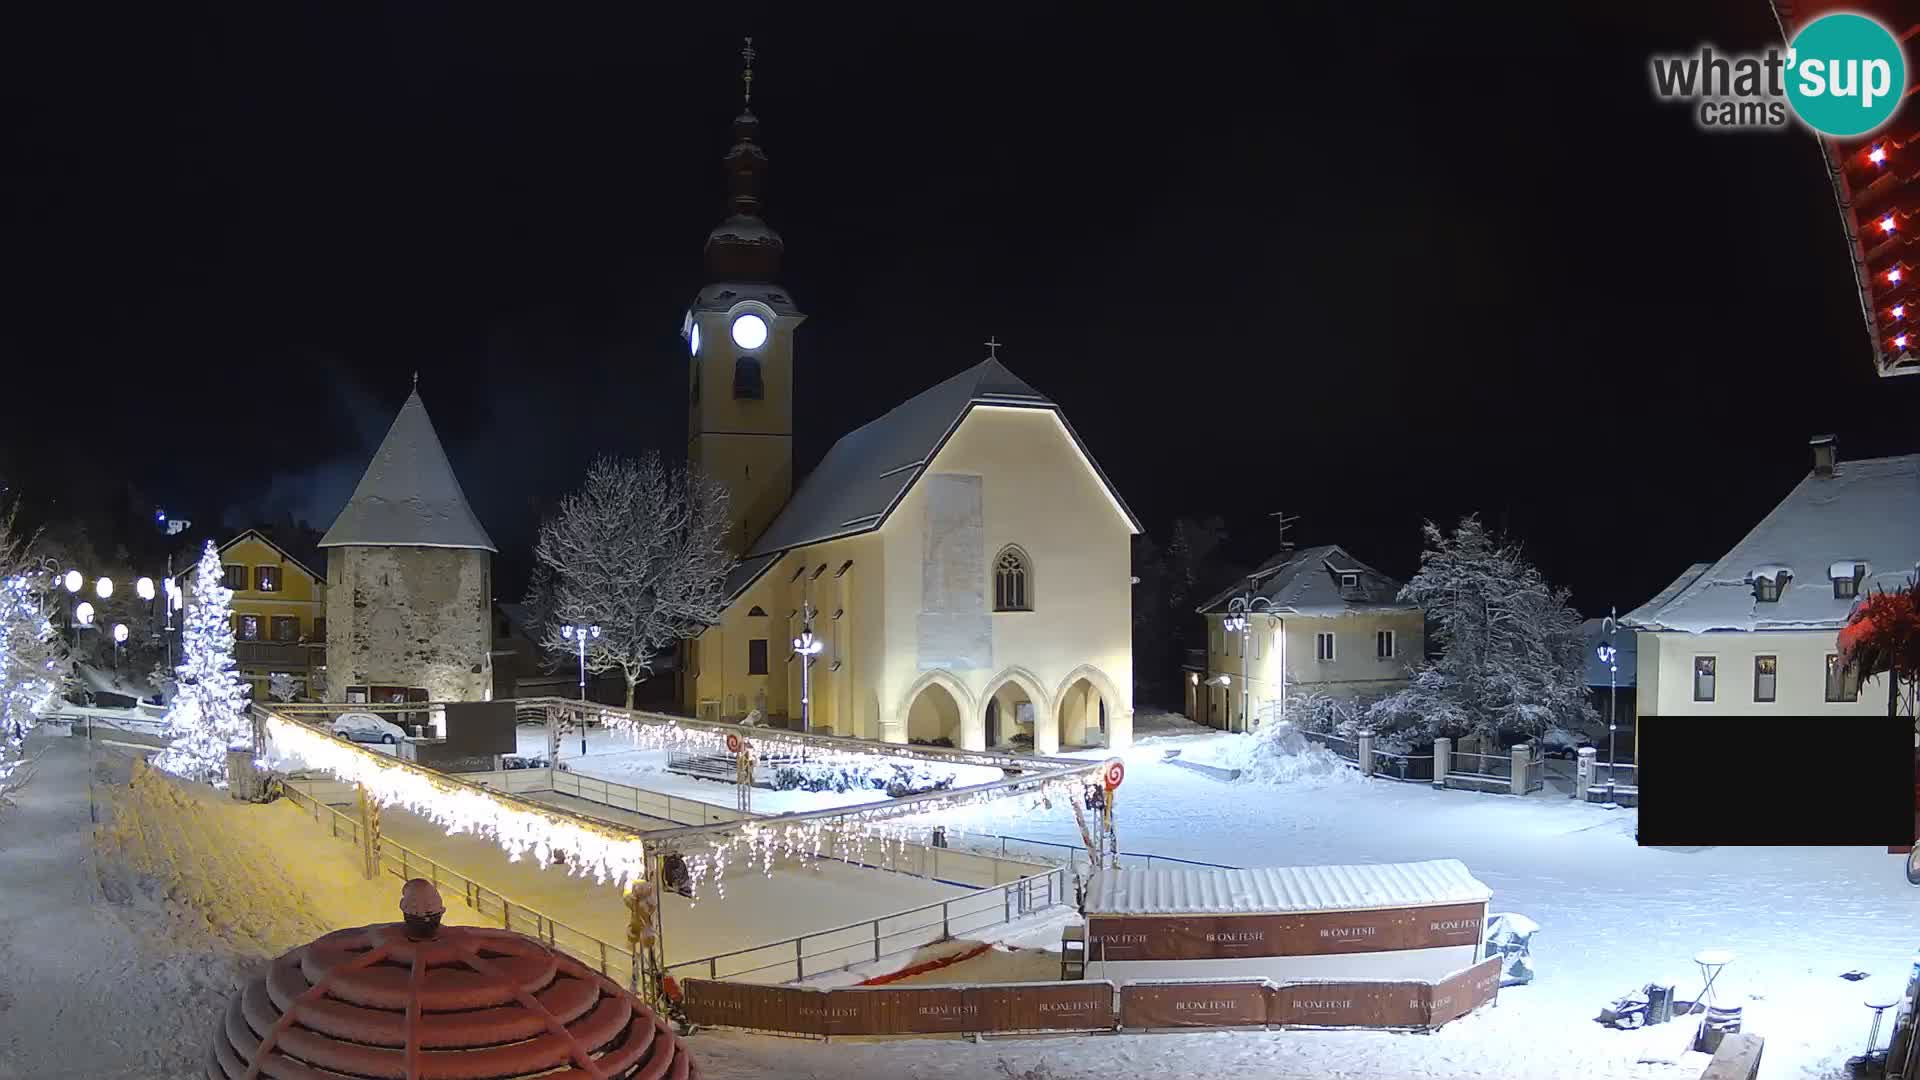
<box><xmin>675</xmin><ymin>87</ymin><xmax>1141</xmax><ymax>753</ymax></box>
<box><xmin>177</xmin><ymin>529</ymin><xmax>327</xmax><ymax>702</ymax></box>
<box><xmin>1188</xmin><ymin>545</ymin><xmax>1425</xmax><ymax>732</ymax></box>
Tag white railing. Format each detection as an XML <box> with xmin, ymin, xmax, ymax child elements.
<box><xmin>665</xmin><ymin>866</ymin><xmax>1069</xmax><ymax>985</ymax></box>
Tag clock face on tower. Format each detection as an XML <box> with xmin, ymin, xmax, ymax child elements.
<box><xmin>731</xmin><ymin>313</ymin><xmax>768</xmax><ymax>350</ymax></box>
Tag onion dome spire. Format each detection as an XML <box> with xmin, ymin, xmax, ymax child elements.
<box><xmin>706</xmin><ymin>36</ymin><xmax>784</xmax><ymax>281</ymax></box>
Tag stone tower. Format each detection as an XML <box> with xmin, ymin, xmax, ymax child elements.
<box><xmin>685</xmin><ymin>39</ymin><xmax>806</xmax><ymax>553</ymax></box>
<box><xmin>319</xmin><ymin>388</ymin><xmax>496</xmax><ymax>711</ymax></box>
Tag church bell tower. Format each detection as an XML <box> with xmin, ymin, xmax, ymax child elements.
<box><xmin>685</xmin><ymin>37</ymin><xmax>804</xmax><ymax>554</ymax></box>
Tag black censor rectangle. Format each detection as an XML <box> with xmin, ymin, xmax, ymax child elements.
<box><xmin>1638</xmin><ymin>717</ymin><xmax>1914</xmax><ymax>846</ymax></box>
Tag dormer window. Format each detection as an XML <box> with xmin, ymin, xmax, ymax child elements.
<box><xmin>1340</xmin><ymin>573</ymin><xmax>1358</xmax><ymax>589</ymax></box>
<box><xmin>1830</xmin><ymin>561</ymin><xmax>1869</xmax><ymax>599</ymax></box>
<box><xmin>1750</xmin><ymin>567</ymin><xmax>1791</xmax><ymax>603</ymax></box>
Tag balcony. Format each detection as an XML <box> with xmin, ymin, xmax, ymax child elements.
<box><xmin>235</xmin><ymin>641</ymin><xmax>325</xmax><ymax>669</ymax></box>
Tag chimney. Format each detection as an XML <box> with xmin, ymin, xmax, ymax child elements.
<box><xmin>1810</xmin><ymin>434</ymin><xmax>1838</xmax><ymax>478</ymax></box>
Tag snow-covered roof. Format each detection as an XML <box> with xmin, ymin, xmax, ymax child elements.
<box><xmin>706</xmin><ymin>214</ymin><xmax>783</xmax><ymax>246</ymax></box>
<box><xmin>1582</xmin><ymin>617</ymin><xmax>1637</xmax><ymax>687</ymax></box>
<box><xmin>726</xmin><ymin>358</ymin><xmax>1141</xmax><ymax>598</ymax></box>
<box><xmin>1622</xmin><ymin>454</ymin><xmax>1920</xmax><ymax>633</ymax></box>
<box><xmin>74</xmin><ymin>663</ymin><xmax>159</xmax><ymax>702</ymax></box>
<box><xmin>1084</xmin><ymin>859</ymin><xmax>1491</xmax><ymax>917</ymax></box>
<box><xmin>691</xmin><ymin>281</ymin><xmax>802</xmax><ymax>316</ymax></box>
<box><xmin>172</xmin><ymin>528</ymin><xmax>326</xmax><ymax>584</ymax></box>
<box><xmin>318</xmin><ymin>390</ymin><xmax>496</xmax><ymax>552</ymax></box>
<box><xmin>1196</xmin><ymin>544</ymin><xmax>1413</xmax><ymax>616</ymax></box>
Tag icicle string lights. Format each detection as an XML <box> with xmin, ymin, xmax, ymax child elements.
<box><xmin>264</xmin><ymin>715</ymin><xmax>650</xmax><ymax>889</ymax></box>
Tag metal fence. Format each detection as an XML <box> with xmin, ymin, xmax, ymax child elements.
<box><xmin>664</xmin><ymin>865</ymin><xmax>1070</xmax><ymax>985</ymax></box>
<box><xmin>278</xmin><ymin>772</ymin><xmax>1073</xmax><ymax>988</ymax></box>
<box><xmin>1301</xmin><ymin>730</ymin><xmax>1436</xmax><ymax>785</ymax></box>
<box><xmin>278</xmin><ymin>780</ymin><xmax>644</xmax><ymax>990</ymax></box>
<box><xmin>1303</xmin><ymin>730</ymin><xmax>1357</xmax><ymax>762</ymax></box>
<box><xmin>960</xmin><ymin>833</ymin><xmax>1238</xmax><ymax>875</ymax></box>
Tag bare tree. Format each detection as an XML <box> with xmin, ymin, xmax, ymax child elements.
<box><xmin>529</xmin><ymin>454</ymin><xmax>735</xmax><ymax>708</ymax></box>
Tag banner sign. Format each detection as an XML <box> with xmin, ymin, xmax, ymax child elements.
<box><xmin>1119</xmin><ymin>981</ymin><xmax>1270</xmax><ymax>1028</ymax></box>
<box><xmin>1087</xmin><ymin>902</ymin><xmax>1484</xmax><ymax>961</ymax></box>
<box><xmin>684</xmin><ymin>960</ymin><xmax>1497</xmax><ymax>1037</ymax></box>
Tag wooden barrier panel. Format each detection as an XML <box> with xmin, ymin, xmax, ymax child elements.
<box><xmin>1270</xmin><ymin>979</ymin><xmax>1428</xmax><ymax>1029</ymax></box>
<box><xmin>1087</xmin><ymin>902</ymin><xmax>1485</xmax><ymax>961</ymax></box>
<box><xmin>987</xmin><ymin>982</ymin><xmax>1117</xmax><ymax>1032</ymax></box>
<box><xmin>687</xmin><ymin>960</ymin><xmax>1498</xmax><ymax>1038</ymax></box>
<box><xmin>1426</xmin><ymin>957</ymin><xmax>1502</xmax><ymax>1028</ymax></box>
<box><xmin>1119</xmin><ymin>981</ymin><xmax>1271</xmax><ymax>1028</ymax></box>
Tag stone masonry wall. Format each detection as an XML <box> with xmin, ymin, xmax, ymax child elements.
<box><xmin>325</xmin><ymin>546</ymin><xmax>492</xmax><ymax>703</ymax></box>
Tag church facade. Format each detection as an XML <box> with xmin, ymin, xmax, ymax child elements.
<box><xmin>676</xmin><ymin>72</ymin><xmax>1140</xmax><ymax>753</ymax></box>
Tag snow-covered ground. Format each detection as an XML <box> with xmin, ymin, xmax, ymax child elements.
<box><xmin>14</xmin><ymin>709</ymin><xmax>1915</xmax><ymax>1079</ymax></box>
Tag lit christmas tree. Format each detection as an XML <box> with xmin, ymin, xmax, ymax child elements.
<box><xmin>0</xmin><ymin>571</ymin><xmax>66</xmax><ymax>796</ymax></box>
<box><xmin>154</xmin><ymin>539</ymin><xmax>252</xmax><ymax>785</ymax></box>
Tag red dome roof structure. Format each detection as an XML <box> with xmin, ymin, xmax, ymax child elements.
<box><xmin>209</xmin><ymin>880</ymin><xmax>698</xmax><ymax>1079</ymax></box>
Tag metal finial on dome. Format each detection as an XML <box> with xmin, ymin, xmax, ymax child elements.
<box><xmin>400</xmin><ymin>878</ymin><xmax>444</xmax><ymax>939</ymax></box>
<box><xmin>741</xmin><ymin>36</ymin><xmax>756</xmax><ymax>108</ymax></box>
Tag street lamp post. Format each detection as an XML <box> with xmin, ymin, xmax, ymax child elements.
<box><xmin>1224</xmin><ymin>588</ymin><xmax>1276</xmax><ymax>734</ymax></box>
<box><xmin>560</xmin><ymin>624</ymin><xmax>600</xmax><ymax>755</ymax></box>
<box><xmin>792</xmin><ymin>603</ymin><xmax>824</xmax><ymax>734</ymax></box>
<box><xmin>1597</xmin><ymin>609</ymin><xmax>1620</xmax><ymax>803</ymax></box>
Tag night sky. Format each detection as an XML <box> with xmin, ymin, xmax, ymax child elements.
<box><xmin>7</xmin><ymin>4</ymin><xmax>1919</xmax><ymax>614</ymax></box>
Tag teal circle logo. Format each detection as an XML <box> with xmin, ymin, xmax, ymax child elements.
<box><xmin>1786</xmin><ymin>13</ymin><xmax>1907</xmax><ymax>137</ymax></box>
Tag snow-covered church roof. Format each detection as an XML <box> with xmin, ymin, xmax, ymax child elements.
<box><xmin>723</xmin><ymin>357</ymin><xmax>1140</xmax><ymax>599</ymax></box>
<box><xmin>1623</xmin><ymin>453</ymin><xmax>1920</xmax><ymax>633</ymax></box>
<box><xmin>319</xmin><ymin>389</ymin><xmax>497</xmax><ymax>552</ymax></box>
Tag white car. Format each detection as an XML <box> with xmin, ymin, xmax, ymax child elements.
<box><xmin>332</xmin><ymin>712</ymin><xmax>408</xmax><ymax>745</ymax></box>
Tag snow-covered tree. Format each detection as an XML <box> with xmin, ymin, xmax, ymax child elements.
<box><xmin>529</xmin><ymin>454</ymin><xmax>735</xmax><ymax>708</ymax></box>
<box><xmin>1368</xmin><ymin>516</ymin><xmax>1595</xmax><ymax>743</ymax></box>
<box><xmin>0</xmin><ymin>507</ymin><xmax>69</xmax><ymax>800</ymax></box>
<box><xmin>153</xmin><ymin>539</ymin><xmax>252</xmax><ymax>785</ymax></box>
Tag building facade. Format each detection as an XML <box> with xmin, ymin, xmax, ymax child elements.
<box><xmin>319</xmin><ymin>389</ymin><xmax>497</xmax><ymax>718</ymax></box>
<box><xmin>177</xmin><ymin>529</ymin><xmax>327</xmax><ymax>702</ymax></box>
<box><xmin>1623</xmin><ymin>438</ymin><xmax>1918</xmax><ymax>738</ymax></box>
<box><xmin>674</xmin><ymin>80</ymin><xmax>1140</xmax><ymax>753</ymax></box>
<box><xmin>1188</xmin><ymin>545</ymin><xmax>1424</xmax><ymax>732</ymax></box>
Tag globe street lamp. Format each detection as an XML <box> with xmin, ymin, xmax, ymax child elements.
<box><xmin>560</xmin><ymin>624</ymin><xmax>600</xmax><ymax>755</ymax></box>
<box><xmin>136</xmin><ymin>577</ymin><xmax>155</xmax><ymax>601</ymax></box>
<box><xmin>1597</xmin><ymin>609</ymin><xmax>1620</xmax><ymax>802</ymax></box>
<box><xmin>95</xmin><ymin>576</ymin><xmax>113</xmax><ymax>600</ymax></box>
<box><xmin>1224</xmin><ymin>587</ymin><xmax>1277</xmax><ymax>734</ymax></box>
<box><xmin>63</xmin><ymin>570</ymin><xmax>82</xmax><ymax>594</ymax></box>
<box><xmin>112</xmin><ymin>622</ymin><xmax>129</xmax><ymax>670</ymax></box>
<box><xmin>74</xmin><ymin>601</ymin><xmax>95</xmax><ymax>627</ymax></box>
<box><xmin>792</xmin><ymin>603</ymin><xmax>825</xmax><ymax>733</ymax></box>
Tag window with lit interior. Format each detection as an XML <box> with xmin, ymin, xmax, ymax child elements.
<box><xmin>993</xmin><ymin>546</ymin><xmax>1032</xmax><ymax>611</ymax></box>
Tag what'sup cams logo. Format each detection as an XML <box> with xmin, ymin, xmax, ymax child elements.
<box><xmin>1651</xmin><ymin>12</ymin><xmax>1907</xmax><ymax>136</ymax></box>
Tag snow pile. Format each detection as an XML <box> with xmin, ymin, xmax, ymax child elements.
<box><xmin>1189</xmin><ymin>722</ymin><xmax>1357</xmax><ymax>788</ymax></box>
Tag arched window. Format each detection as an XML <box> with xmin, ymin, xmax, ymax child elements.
<box><xmin>733</xmin><ymin>356</ymin><xmax>763</xmax><ymax>400</ymax></box>
<box><xmin>993</xmin><ymin>546</ymin><xmax>1032</xmax><ymax>612</ymax></box>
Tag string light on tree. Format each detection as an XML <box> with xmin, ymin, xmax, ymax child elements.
<box><xmin>153</xmin><ymin>540</ymin><xmax>252</xmax><ymax>786</ymax></box>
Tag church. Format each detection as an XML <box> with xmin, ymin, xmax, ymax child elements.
<box><xmin>676</xmin><ymin>53</ymin><xmax>1141</xmax><ymax>753</ymax></box>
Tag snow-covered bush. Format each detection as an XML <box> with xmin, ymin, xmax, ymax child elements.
<box><xmin>768</xmin><ymin>759</ymin><xmax>958</xmax><ymax>798</ymax></box>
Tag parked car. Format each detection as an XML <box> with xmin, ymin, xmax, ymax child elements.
<box><xmin>332</xmin><ymin>712</ymin><xmax>408</xmax><ymax>745</ymax></box>
<box><xmin>1539</xmin><ymin>727</ymin><xmax>1594</xmax><ymax>760</ymax></box>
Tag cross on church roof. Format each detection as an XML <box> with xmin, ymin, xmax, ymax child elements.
<box><xmin>741</xmin><ymin>37</ymin><xmax>756</xmax><ymax>108</ymax></box>
<box><xmin>984</xmin><ymin>336</ymin><xmax>1001</xmax><ymax>360</ymax></box>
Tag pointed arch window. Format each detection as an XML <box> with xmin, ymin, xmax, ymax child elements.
<box><xmin>733</xmin><ymin>356</ymin><xmax>763</xmax><ymax>400</ymax></box>
<box><xmin>993</xmin><ymin>545</ymin><xmax>1033</xmax><ymax>612</ymax></box>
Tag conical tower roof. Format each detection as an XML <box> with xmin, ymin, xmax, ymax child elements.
<box><xmin>319</xmin><ymin>389</ymin><xmax>497</xmax><ymax>552</ymax></box>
